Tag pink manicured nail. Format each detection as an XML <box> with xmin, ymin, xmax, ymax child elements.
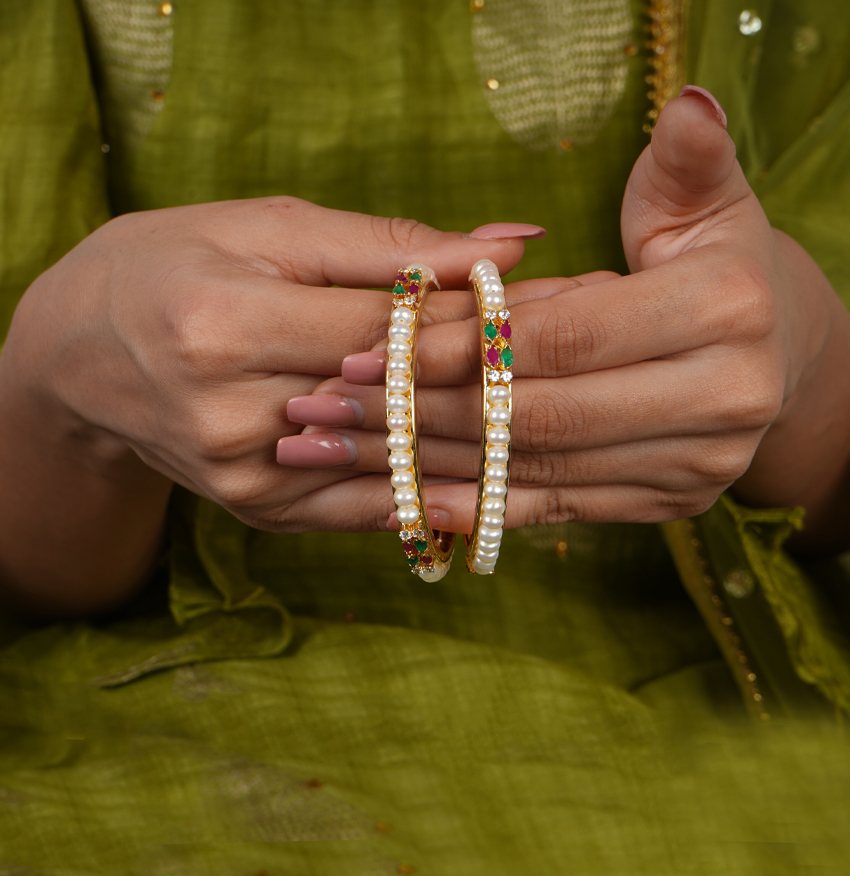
<box><xmin>342</xmin><ymin>350</ymin><xmax>386</xmax><ymax>385</ymax></box>
<box><xmin>386</xmin><ymin>508</ymin><xmax>451</xmax><ymax>532</ymax></box>
<box><xmin>469</xmin><ymin>222</ymin><xmax>547</xmax><ymax>240</ymax></box>
<box><xmin>678</xmin><ymin>85</ymin><xmax>727</xmax><ymax>130</ymax></box>
<box><xmin>287</xmin><ymin>395</ymin><xmax>363</xmax><ymax>427</ymax></box>
<box><xmin>276</xmin><ymin>434</ymin><xmax>354</xmax><ymax>467</ymax></box>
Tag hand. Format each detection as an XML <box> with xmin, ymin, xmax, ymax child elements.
<box><xmin>0</xmin><ymin>198</ymin><xmax>528</xmax><ymax>612</ymax></box>
<box><xmin>285</xmin><ymin>89</ymin><xmax>850</xmax><ymax>549</ymax></box>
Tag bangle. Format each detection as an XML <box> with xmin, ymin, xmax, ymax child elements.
<box><xmin>466</xmin><ymin>259</ymin><xmax>512</xmax><ymax>575</ymax></box>
<box><xmin>386</xmin><ymin>264</ymin><xmax>455</xmax><ymax>582</ymax></box>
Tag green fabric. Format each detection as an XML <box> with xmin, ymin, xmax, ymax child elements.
<box><xmin>2</xmin><ymin>0</ymin><xmax>850</xmax><ymax>872</ymax></box>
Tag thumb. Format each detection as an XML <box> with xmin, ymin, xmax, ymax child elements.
<box><xmin>621</xmin><ymin>86</ymin><xmax>754</xmax><ymax>272</ymax></box>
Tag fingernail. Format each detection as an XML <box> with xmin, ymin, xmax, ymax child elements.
<box><xmin>678</xmin><ymin>85</ymin><xmax>727</xmax><ymax>130</ymax></box>
<box><xmin>287</xmin><ymin>395</ymin><xmax>364</xmax><ymax>427</ymax></box>
<box><xmin>342</xmin><ymin>350</ymin><xmax>386</xmax><ymax>385</ymax></box>
<box><xmin>468</xmin><ymin>222</ymin><xmax>547</xmax><ymax>240</ymax></box>
<box><xmin>386</xmin><ymin>508</ymin><xmax>451</xmax><ymax>532</ymax></box>
<box><xmin>276</xmin><ymin>433</ymin><xmax>355</xmax><ymax>467</ymax></box>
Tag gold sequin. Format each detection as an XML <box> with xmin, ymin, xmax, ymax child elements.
<box><xmin>723</xmin><ymin>569</ymin><xmax>755</xmax><ymax>599</ymax></box>
<box><xmin>486</xmin><ymin>78</ymin><xmax>500</xmax><ymax>90</ymax></box>
<box><xmin>555</xmin><ymin>539</ymin><xmax>568</xmax><ymax>556</ymax></box>
<box><xmin>624</xmin><ymin>42</ymin><xmax>637</xmax><ymax>57</ymax></box>
<box><xmin>470</xmin><ymin>0</ymin><xmax>485</xmax><ymax>10</ymax></box>
<box><xmin>158</xmin><ymin>1</ymin><xmax>174</xmax><ymax>15</ymax></box>
<box><xmin>152</xmin><ymin>87</ymin><xmax>165</xmax><ymax>100</ymax></box>
<box><xmin>737</xmin><ymin>10</ymin><xmax>762</xmax><ymax>36</ymax></box>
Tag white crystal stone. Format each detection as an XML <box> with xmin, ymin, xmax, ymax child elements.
<box><xmin>484</xmin><ymin>310</ymin><xmax>496</xmax><ymax>320</ymax></box>
<box><xmin>388</xmin><ymin>451</ymin><xmax>414</xmax><ymax>471</ymax></box>
<box><xmin>399</xmin><ymin>530</ymin><xmax>414</xmax><ymax>540</ymax></box>
<box><xmin>498</xmin><ymin>310</ymin><xmax>510</xmax><ymax>320</ymax></box>
<box><xmin>502</xmin><ymin>371</ymin><xmax>513</xmax><ymax>383</ymax></box>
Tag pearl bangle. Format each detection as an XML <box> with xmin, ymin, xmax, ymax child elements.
<box><xmin>466</xmin><ymin>259</ymin><xmax>513</xmax><ymax>576</ymax></box>
<box><xmin>386</xmin><ymin>264</ymin><xmax>454</xmax><ymax>581</ymax></box>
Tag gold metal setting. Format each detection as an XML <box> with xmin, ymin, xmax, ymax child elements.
<box><xmin>465</xmin><ymin>259</ymin><xmax>512</xmax><ymax>575</ymax></box>
<box><xmin>386</xmin><ymin>265</ymin><xmax>454</xmax><ymax>582</ymax></box>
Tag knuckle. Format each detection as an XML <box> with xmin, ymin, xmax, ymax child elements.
<box><xmin>165</xmin><ymin>287</ymin><xmax>240</xmax><ymax>378</ymax></box>
<box><xmin>510</xmin><ymin>451</ymin><xmax>569</xmax><ymax>488</ymax></box>
<box><xmin>513</xmin><ymin>391</ymin><xmax>590</xmax><ymax>453</ymax></box>
<box><xmin>536</xmin><ymin>307</ymin><xmax>605</xmax><ymax>377</ymax></box>
<box><xmin>533</xmin><ymin>489</ymin><xmax>579</xmax><ymax>526</ymax></box>
<box><xmin>372</xmin><ymin>215</ymin><xmax>431</xmax><ymax>252</ymax></box>
<box><xmin>715</xmin><ymin>260</ymin><xmax>776</xmax><ymax>340</ymax></box>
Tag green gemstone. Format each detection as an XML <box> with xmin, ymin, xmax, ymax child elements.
<box><xmin>414</xmin><ymin>540</ymin><xmax>428</xmax><ymax>552</ymax></box>
<box><xmin>406</xmin><ymin>556</ymin><xmax>419</xmax><ymax>567</ymax></box>
<box><xmin>393</xmin><ymin>284</ymin><xmax>405</xmax><ymax>295</ymax></box>
<box><xmin>410</xmin><ymin>271</ymin><xmax>422</xmax><ymax>281</ymax></box>
<box><xmin>501</xmin><ymin>347</ymin><xmax>514</xmax><ymax>367</ymax></box>
<box><xmin>484</xmin><ymin>321</ymin><xmax>498</xmax><ymax>340</ymax></box>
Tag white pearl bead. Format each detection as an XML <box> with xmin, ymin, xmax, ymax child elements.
<box><xmin>486</xmin><ymin>407</ymin><xmax>510</xmax><ymax>426</ymax></box>
<box><xmin>387</xmin><ymin>375</ymin><xmax>410</xmax><ymax>393</ymax></box>
<box><xmin>476</xmin><ymin>548</ymin><xmax>500</xmax><ymax>561</ymax></box>
<box><xmin>388</xmin><ymin>324</ymin><xmax>412</xmax><ymax>342</ymax></box>
<box><xmin>393</xmin><ymin>488</ymin><xmax>418</xmax><ymax>507</ymax></box>
<box><xmin>484</xmin><ymin>481</ymin><xmax>508</xmax><ymax>499</ymax></box>
<box><xmin>388</xmin><ymin>452</ymin><xmax>413</xmax><ymax>471</ymax></box>
<box><xmin>387</xmin><ymin>414</ymin><xmax>410</xmax><ymax>431</ymax></box>
<box><xmin>483</xmin><ymin>292</ymin><xmax>506</xmax><ymax>310</ymax></box>
<box><xmin>485</xmin><ymin>446</ymin><xmax>509</xmax><ymax>465</ymax></box>
<box><xmin>387</xmin><ymin>340</ymin><xmax>412</xmax><ymax>357</ymax></box>
<box><xmin>419</xmin><ymin>565</ymin><xmax>447</xmax><ymax>581</ymax></box>
<box><xmin>386</xmin><ymin>432</ymin><xmax>412</xmax><ymax>451</ymax></box>
<box><xmin>482</xmin><ymin>497</ymin><xmax>506</xmax><ymax>514</ymax></box>
<box><xmin>478</xmin><ymin>539</ymin><xmax>501</xmax><ymax>552</ymax></box>
<box><xmin>473</xmin><ymin>560</ymin><xmax>496</xmax><ymax>575</ymax></box>
<box><xmin>482</xmin><ymin>514</ymin><xmax>504</xmax><ymax>529</ymax></box>
<box><xmin>387</xmin><ymin>357</ymin><xmax>411</xmax><ymax>375</ymax></box>
<box><xmin>479</xmin><ymin>526</ymin><xmax>503</xmax><ymax>541</ymax></box>
<box><xmin>397</xmin><ymin>504</ymin><xmax>421</xmax><ymax>524</ymax></box>
<box><xmin>485</xmin><ymin>465</ymin><xmax>507</xmax><ymax>482</ymax></box>
<box><xmin>387</xmin><ymin>394</ymin><xmax>410</xmax><ymax>413</ymax></box>
<box><xmin>486</xmin><ymin>426</ymin><xmax>510</xmax><ymax>445</ymax></box>
<box><xmin>391</xmin><ymin>470</ymin><xmax>415</xmax><ymax>489</ymax></box>
<box><xmin>481</xmin><ymin>280</ymin><xmax>504</xmax><ymax>296</ymax></box>
<box><xmin>391</xmin><ymin>306</ymin><xmax>414</xmax><ymax>325</ymax></box>
<box><xmin>487</xmin><ymin>385</ymin><xmax>510</xmax><ymax>404</ymax></box>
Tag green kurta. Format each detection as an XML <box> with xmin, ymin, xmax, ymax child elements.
<box><xmin>2</xmin><ymin>0</ymin><xmax>850</xmax><ymax>872</ymax></box>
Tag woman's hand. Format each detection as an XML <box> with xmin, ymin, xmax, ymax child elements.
<box><xmin>286</xmin><ymin>90</ymin><xmax>850</xmax><ymax>550</ymax></box>
<box><xmin>0</xmin><ymin>198</ymin><xmax>526</xmax><ymax>612</ymax></box>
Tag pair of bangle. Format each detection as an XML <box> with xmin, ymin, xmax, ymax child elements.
<box><xmin>386</xmin><ymin>260</ymin><xmax>513</xmax><ymax>581</ymax></box>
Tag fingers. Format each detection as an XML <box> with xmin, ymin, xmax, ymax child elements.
<box><xmin>621</xmin><ymin>88</ymin><xmax>767</xmax><ymax>272</ymax></box>
<box><xmin>219</xmin><ymin>196</ymin><xmax>536</xmax><ymax>290</ymax></box>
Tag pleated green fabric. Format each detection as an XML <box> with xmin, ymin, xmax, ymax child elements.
<box><xmin>2</xmin><ymin>0</ymin><xmax>850</xmax><ymax>872</ymax></box>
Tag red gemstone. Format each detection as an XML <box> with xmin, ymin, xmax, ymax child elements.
<box><xmin>403</xmin><ymin>542</ymin><xmax>417</xmax><ymax>554</ymax></box>
<box><xmin>395</xmin><ymin>273</ymin><xmax>405</xmax><ymax>282</ymax></box>
<box><xmin>421</xmin><ymin>555</ymin><xmax>434</xmax><ymax>565</ymax></box>
<box><xmin>486</xmin><ymin>346</ymin><xmax>500</xmax><ymax>365</ymax></box>
<box><xmin>500</xmin><ymin>323</ymin><xmax>511</xmax><ymax>339</ymax></box>
<box><xmin>408</xmin><ymin>283</ymin><xmax>419</xmax><ymax>295</ymax></box>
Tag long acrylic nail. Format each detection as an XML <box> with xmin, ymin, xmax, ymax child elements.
<box><xmin>276</xmin><ymin>434</ymin><xmax>354</xmax><ymax>467</ymax></box>
<box><xmin>678</xmin><ymin>85</ymin><xmax>727</xmax><ymax>130</ymax></box>
<box><xmin>342</xmin><ymin>350</ymin><xmax>387</xmax><ymax>385</ymax></box>
<box><xmin>287</xmin><ymin>395</ymin><xmax>364</xmax><ymax>427</ymax></box>
<box><xmin>468</xmin><ymin>222</ymin><xmax>547</xmax><ymax>240</ymax></box>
